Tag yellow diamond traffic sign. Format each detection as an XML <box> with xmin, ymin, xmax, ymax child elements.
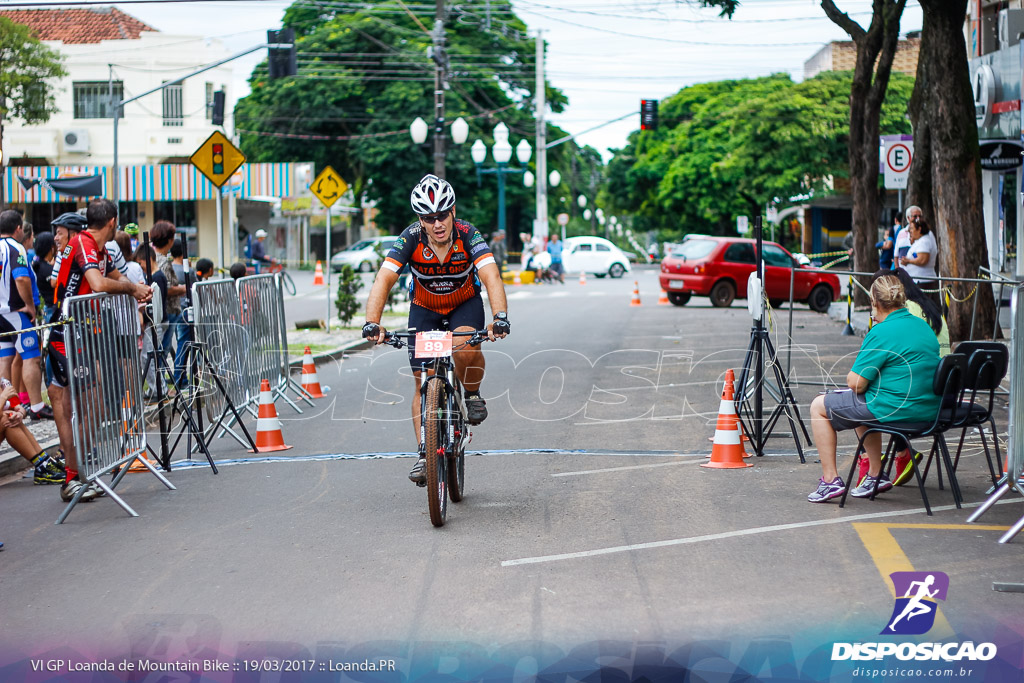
<box><xmin>311</xmin><ymin>166</ymin><xmax>347</xmax><ymax>208</ymax></box>
<box><xmin>190</xmin><ymin>131</ymin><xmax>246</xmax><ymax>188</ymax></box>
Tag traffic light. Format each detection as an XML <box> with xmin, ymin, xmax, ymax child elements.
<box><xmin>268</xmin><ymin>28</ymin><xmax>297</xmax><ymax>78</ymax></box>
<box><xmin>641</xmin><ymin>99</ymin><xmax>658</xmax><ymax>130</ymax></box>
<box><xmin>211</xmin><ymin>90</ymin><xmax>225</xmax><ymax>126</ymax></box>
<box><xmin>212</xmin><ymin>143</ymin><xmax>224</xmax><ymax>174</ymax></box>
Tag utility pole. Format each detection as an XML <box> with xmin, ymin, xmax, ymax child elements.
<box><xmin>534</xmin><ymin>29</ymin><xmax>548</xmax><ymax>241</ymax></box>
<box><xmin>432</xmin><ymin>0</ymin><xmax>448</xmax><ymax>177</ymax></box>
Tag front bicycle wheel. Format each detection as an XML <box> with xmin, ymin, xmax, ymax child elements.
<box><xmin>280</xmin><ymin>271</ymin><xmax>297</xmax><ymax>296</ymax></box>
<box><xmin>424</xmin><ymin>379</ymin><xmax>448</xmax><ymax>526</ymax></box>
<box><xmin>447</xmin><ymin>388</ymin><xmax>466</xmax><ymax>503</ymax></box>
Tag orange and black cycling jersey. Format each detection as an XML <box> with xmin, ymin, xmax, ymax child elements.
<box><xmin>382</xmin><ymin>219</ymin><xmax>495</xmax><ymax>314</ymax></box>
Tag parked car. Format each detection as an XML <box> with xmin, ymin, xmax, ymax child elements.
<box><xmin>330</xmin><ymin>236</ymin><xmax>399</xmax><ymax>273</ymax></box>
<box><xmin>562</xmin><ymin>236</ymin><xmax>632</xmax><ymax>278</ymax></box>
<box><xmin>658</xmin><ymin>237</ymin><xmax>840</xmax><ymax>312</ymax></box>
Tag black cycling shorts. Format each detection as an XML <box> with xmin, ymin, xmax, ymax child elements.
<box><xmin>47</xmin><ymin>341</ymin><xmax>95</xmax><ymax>390</ymax></box>
<box><xmin>406</xmin><ymin>294</ymin><xmax>485</xmax><ymax>369</ymax></box>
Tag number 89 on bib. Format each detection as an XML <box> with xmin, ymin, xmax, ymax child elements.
<box><xmin>415</xmin><ymin>331</ymin><xmax>453</xmax><ymax>358</ymax></box>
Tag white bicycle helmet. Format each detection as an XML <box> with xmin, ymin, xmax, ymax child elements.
<box><xmin>410</xmin><ymin>174</ymin><xmax>456</xmax><ymax>215</ymax></box>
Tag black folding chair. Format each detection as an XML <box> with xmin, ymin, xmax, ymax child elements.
<box><xmin>839</xmin><ymin>353</ymin><xmax>967</xmax><ymax>516</ymax></box>
<box><xmin>946</xmin><ymin>342</ymin><xmax>1008</xmax><ymax>487</ymax></box>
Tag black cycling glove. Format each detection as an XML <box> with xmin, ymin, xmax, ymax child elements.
<box><xmin>361</xmin><ymin>322</ymin><xmax>380</xmax><ymax>339</ymax></box>
<box><xmin>493</xmin><ymin>319</ymin><xmax>510</xmax><ymax>336</ymax></box>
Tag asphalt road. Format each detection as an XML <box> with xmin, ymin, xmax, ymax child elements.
<box><xmin>1</xmin><ymin>269</ymin><xmax>1021</xmax><ymax>679</ymax></box>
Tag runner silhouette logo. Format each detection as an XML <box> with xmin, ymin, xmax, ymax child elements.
<box><xmin>882</xmin><ymin>571</ymin><xmax>949</xmax><ymax>635</ymax></box>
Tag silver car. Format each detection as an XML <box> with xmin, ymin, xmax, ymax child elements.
<box><xmin>330</xmin><ymin>236</ymin><xmax>398</xmax><ymax>273</ymax></box>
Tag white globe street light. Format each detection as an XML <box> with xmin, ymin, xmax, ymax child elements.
<box><xmin>524</xmin><ymin>170</ymin><xmax>535</xmax><ymax>187</ymax></box>
<box><xmin>595</xmin><ymin>207</ymin><xmax>605</xmax><ymax>221</ymax></box>
<box><xmin>548</xmin><ymin>169</ymin><xmax>561</xmax><ymax>187</ymax></box>
<box><xmin>451</xmin><ymin>117</ymin><xmax>469</xmax><ymax>145</ymax></box>
<box><xmin>516</xmin><ymin>139</ymin><xmax>533</xmax><ymax>164</ymax></box>
<box><xmin>583</xmin><ymin>209</ymin><xmax>592</xmax><ymax>220</ymax></box>
<box><xmin>470</xmin><ymin>139</ymin><xmax>487</xmax><ymax>164</ymax></box>
<box><xmin>577</xmin><ymin>195</ymin><xmax>587</xmax><ymax>209</ymax></box>
<box><xmin>410</xmin><ymin>117</ymin><xmax>428</xmax><ymax>144</ymax></box>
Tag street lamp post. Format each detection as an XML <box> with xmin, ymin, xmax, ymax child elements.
<box><xmin>471</xmin><ymin>123</ymin><xmax>532</xmax><ymax>237</ymax></box>
<box><xmin>410</xmin><ymin>116</ymin><xmax>469</xmax><ymax>175</ymax></box>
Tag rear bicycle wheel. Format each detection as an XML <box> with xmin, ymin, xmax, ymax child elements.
<box><xmin>447</xmin><ymin>389</ymin><xmax>466</xmax><ymax>502</ymax></box>
<box><xmin>424</xmin><ymin>379</ymin><xmax>448</xmax><ymax>526</ymax></box>
<box><xmin>280</xmin><ymin>271</ymin><xmax>297</xmax><ymax>296</ymax></box>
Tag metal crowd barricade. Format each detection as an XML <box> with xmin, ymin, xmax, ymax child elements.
<box><xmin>56</xmin><ymin>292</ymin><xmax>175</xmax><ymax>524</ymax></box>
<box><xmin>275</xmin><ymin>272</ymin><xmax>316</xmax><ymax>409</ymax></box>
<box><xmin>967</xmin><ymin>283</ymin><xmax>1024</xmax><ymax>543</ymax></box>
<box><xmin>192</xmin><ymin>279</ymin><xmax>253</xmax><ymax>447</ymax></box>
<box><xmin>236</xmin><ymin>273</ymin><xmax>313</xmax><ymax>413</ymax></box>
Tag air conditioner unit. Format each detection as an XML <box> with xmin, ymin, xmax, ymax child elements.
<box><xmin>999</xmin><ymin>9</ymin><xmax>1024</xmax><ymax>48</ymax></box>
<box><xmin>63</xmin><ymin>129</ymin><xmax>90</xmax><ymax>154</ymax></box>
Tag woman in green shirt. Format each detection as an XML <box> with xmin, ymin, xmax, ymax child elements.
<box><xmin>808</xmin><ymin>274</ymin><xmax>942</xmax><ymax>503</ymax></box>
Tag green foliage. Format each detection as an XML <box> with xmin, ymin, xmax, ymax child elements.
<box><xmin>603</xmin><ymin>71</ymin><xmax>914</xmax><ymax>242</ymax></box>
<box><xmin>334</xmin><ymin>265</ymin><xmax>363</xmax><ymax>325</ymax></box>
<box><xmin>235</xmin><ymin>1</ymin><xmax>590</xmax><ymax>246</ymax></box>
<box><xmin>0</xmin><ymin>17</ymin><xmax>67</xmax><ymax>125</ymax></box>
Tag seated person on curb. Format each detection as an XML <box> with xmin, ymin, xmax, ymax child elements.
<box><xmin>807</xmin><ymin>274</ymin><xmax>942</xmax><ymax>503</ymax></box>
<box><xmin>362</xmin><ymin>174</ymin><xmax>510</xmax><ymax>485</ymax></box>
<box><xmin>0</xmin><ymin>384</ymin><xmax>64</xmax><ymax>484</ymax></box>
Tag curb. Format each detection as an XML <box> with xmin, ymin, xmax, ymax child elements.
<box><xmin>0</xmin><ymin>435</ymin><xmax>60</xmax><ymax>481</ymax></box>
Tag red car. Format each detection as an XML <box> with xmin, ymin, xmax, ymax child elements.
<box><xmin>659</xmin><ymin>236</ymin><xmax>840</xmax><ymax>312</ymax></box>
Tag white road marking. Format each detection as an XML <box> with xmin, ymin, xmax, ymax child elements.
<box><xmin>500</xmin><ymin>499</ymin><xmax>1024</xmax><ymax>567</ymax></box>
<box><xmin>552</xmin><ymin>457</ymin><xmax>704</xmax><ymax>477</ymax></box>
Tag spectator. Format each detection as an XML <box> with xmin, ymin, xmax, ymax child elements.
<box><xmin>229</xmin><ymin>262</ymin><xmax>248</xmax><ymax>280</ymax></box>
<box><xmin>150</xmin><ymin>222</ymin><xmax>187</xmax><ymax>386</ymax></box>
<box><xmin>875</xmin><ymin>227</ymin><xmax>895</xmax><ymax>270</ymax></box>
<box><xmin>135</xmin><ymin>243</ymin><xmax>170</xmax><ymax>398</ymax></box>
<box><xmin>117</xmin><ymin>231</ymin><xmax>145</xmax><ymax>286</ymax></box>
<box><xmin>0</xmin><ymin>384</ymin><xmax>64</xmax><ymax>484</ymax></box>
<box><xmin>32</xmin><ymin>231</ymin><xmax>56</xmax><ymax>322</ymax></box>
<box><xmin>251</xmin><ymin>229</ymin><xmax>277</xmax><ymax>273</ymax></box>
<box><xmin>123</xmin><ymin>222</ymin><xmax>140</xmax><ymax>252</ymax></box>
<box><xmin>13</xmin><ymin>222</ymin><xmax>41</xmax><ymax>409</ymax></box>
<box><xmin>0</xmin><ymin>211</ymin><xmax>48</xmax><ymax>420</ymax></box>
<box><xmin>490</xmin><ymin>229</ymin><xmax>507</xmax><ymax>273</ymax></box>
<box><xmin>546</xmin><ymin>233</ymin><xmax>565</xmax><ymax>284</ymax></box>
<box><xmin>902</xmin><ymin>212</ymin><xmax>940</xmax><ymax>307</ymax></box>
<box><xmin>195</xmin><ymin>258</ymin><xmax>214</xmax><ymax>281</ymax></box>
<box><xmin>807</xmin><ymin>274</ymin><xmax>941</xmax><ymax>503</ymax></box>
<box><xmin>895</xmin><ymin>206</ymin><xmax>919</xmax><ymax>268</ymax></box>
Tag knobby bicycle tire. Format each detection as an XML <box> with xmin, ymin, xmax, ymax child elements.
<box><xmin>424</xmin><ymin>378</ymin><xmax>448</xmax><ymax>527</ymax></box>
<box><xmin>447</xmin><ymin>386</ymin><xmax>466</xmax><ymax>503</ymax></box>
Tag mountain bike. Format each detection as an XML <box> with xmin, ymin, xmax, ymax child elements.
<box><xmin>245</xmin><ymin>261</ymin><xmax>297</xmax><ymax>295</ymax></box>
<box><xmin>381</xmin><ymin>327</ymin><xmax>489</xmax><ymax>527</ymax></box>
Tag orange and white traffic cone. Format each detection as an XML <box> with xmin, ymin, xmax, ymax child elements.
<box><xmin>250</xmin><ymin>379</ymin><xmax>293</xmax><ymax>452</ymax></box>
<box><xmin>658</xmin><ymin>288</ymin><xmax>670</xmax><ymax>305</ymax></box>
<box><xmin>702</xmin><ymin>369</ymin><xmax>752</xmax><ymax>469</ymax></box>
<box><xmin>579</xmin><ymin>271</ymin><xmax>587</xmax><ymax>285</ymax></box>
<box><xmin>630</xmin><ymin>281</ymin><xmax>642</xmax><ymax>306</ymax></box>
<box><xmin>300</xmin><ymin>346</ymin><xmax>325</xmax><ymax>398</ymax></box>
<box><xmin>513</xmin><ymin>271</ymin><xmax>522</xmax><ymax>286</ymax></box>
<box><xmin>313</xmin><ymin>261</ymin><xmax>325</xmax><ymax>286</ymax></box>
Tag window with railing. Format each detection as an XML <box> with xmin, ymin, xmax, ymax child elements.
<box><xmin>73</xmin><ymin>81</ymin><xmax>123</xmax><ymax>119</ymax></box>
<box><xmin>163</xmin><ymin>82</ymin><xmax>183</xmax><ymax>127</ymax></box>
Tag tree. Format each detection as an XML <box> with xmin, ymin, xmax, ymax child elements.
<box><xmin>0</xmin><ymin>16</ymin><xmax>67</xmax><ymax>206</ymax></box>
<box><xmin>602</xmin><ymin>72</ymin><xmax>913</xmax><ymax>243</ymax></box>
<box><xmin>818</xmin><ymin>0</ymin><xmax>907</xmax><ymax>304</ymax></box>
<box><xmin>236</xmin><ymin>1</ymin><xmax>587</xmax><ymax>247</ymax></box>
<box><xmin>905</xmin><ymin>0</ymin><xmax>996</xmax><ymax>340</ymax></box>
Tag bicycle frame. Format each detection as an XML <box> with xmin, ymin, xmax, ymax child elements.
<box><xmin>416</xmin><ymin>358</ymin><xmax>468</xmax><ymax>459</ymax></box>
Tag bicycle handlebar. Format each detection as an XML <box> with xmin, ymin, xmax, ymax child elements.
<box><xmin>379</xmin><ymin>329</ymin><xmax>492</xmax><ymax>350</ymax></box>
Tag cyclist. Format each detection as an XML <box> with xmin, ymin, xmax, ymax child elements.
<box><xmin>362</xmin><ymin>174</ymin><xmax>510</xmax><ymax>485</ymax></box>
<box><xmin>251</xmin><ymin>229</ymin><xmax>277</xmax><ymax>273</ymax></box>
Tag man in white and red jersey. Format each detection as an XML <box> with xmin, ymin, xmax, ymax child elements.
<box><xmin>48</xmin><ymin>199</ymin><xmax>151</xmax><ymax>503</ymax></box>
<box><xmin>362</xmin><ymin>174</ymin><xmax>509</xmax><ymax>485</ymax></box>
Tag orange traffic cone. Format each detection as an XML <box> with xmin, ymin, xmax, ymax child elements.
<box><xmin>128</xmin><ymin>452</ymin><xmax>157</xmax><ymax>473</ymax></box>
<box><xmin>702</xmin><ymin>369</ymin><xmax>752</xmax><ymax>469</ymax></box>
<box><xmin>250</xmin><ymin>379</ymin><xmax>293</xmax><ymax>452</ymax></box>
<box><xmin>579</xmin><ymin>271</ymin><xmax>587</xmax><ymax>285</ymax></box>
<box><xmin>313</xmin><ymin>261</ymin><xmax>325</xmax><ymax>286</ymax></box>
<box><xmin>658</xmin><ymin>289</ymin><xmax>670</xmax><ymax>305</ymax></box>
<box><xmin>300</xmin><ymin>346</ymin><xmax>325</xmax><ymax>398</ymax></box>
<box><xmin>630</xmin><ymin>281</ymin><xmax>642</xmax><ymax>306</ymax></box>
<box><xmin>513</xmin><ymin>271</ymin><xmax>522</xmax><ymax>286</ymax></box>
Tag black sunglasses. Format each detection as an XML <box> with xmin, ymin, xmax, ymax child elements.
<box><xmin>418</xmin><ymin>209</ymin><xmax>452</xmax><ymax>224</ymax></box>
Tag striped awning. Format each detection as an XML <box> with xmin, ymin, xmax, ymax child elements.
<box><xmin>4</xmin><ymin>162</ymin><xmax>307</xmax><ymax>203</ymax></box>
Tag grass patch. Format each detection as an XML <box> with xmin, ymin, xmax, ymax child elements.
<box><xmin>287</xmin><ymin>343</ymin><xmax>337</xmax><ymax>356</ymax></box>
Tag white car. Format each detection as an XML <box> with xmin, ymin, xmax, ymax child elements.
<box><xmin>330</xmin><ymin>236</ymin><xmax>398</xmax><ymax>273</ymax></box>
<box><xmin>562</xmin><ymin>236</ymin><xmax>632</xmax><ymax>278</ymax></box>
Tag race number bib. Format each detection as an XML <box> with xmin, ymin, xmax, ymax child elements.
<box><xmin>415</xmin><ymin>331</ymin><xmax>453</xmax><ymax>358</ymax></box>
